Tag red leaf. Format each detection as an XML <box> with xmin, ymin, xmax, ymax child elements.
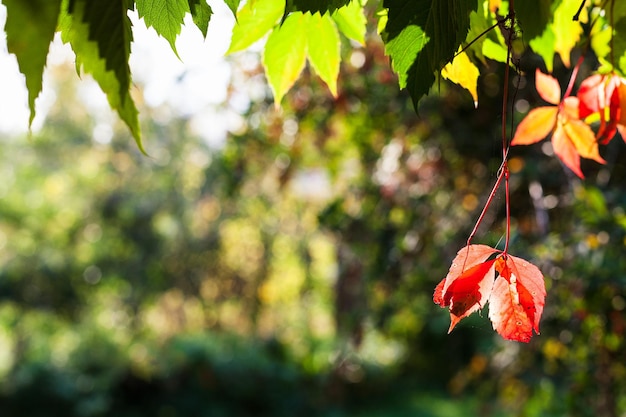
<box><xmin>577</xmin><ymin>74</ymin><xmax>604</xmax><ymax>118</ymax></box>
<box><xmin>535</xmin><ymin>69</ymin><xmax>561</xmax><ymax>105</ymax></box>
<box><xmin>434</xmin><ymin>245</ymin><xmax>500</xmax><ymax>332</ymax></box>
<box><xmin>577</xmin><ymin>73</ymin><xmax>626</xmax><ymax>144</ymax></box>
<box><xmin>617</xmin><ymin>81</ymin><xmax>626</xmax><ymax>127</ymax></box>
<box><xmin>435</xmin><ymin>246</ymin><xmax>546</xmax><ymax>343</ymax></box>
<box><xmin>489</xmin><ymin>255</ymin><xmax>546</xmax><ymax>343</ymax></box>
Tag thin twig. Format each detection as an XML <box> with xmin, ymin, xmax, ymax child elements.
<box><xmin>573</xmin><ymin>0</ymin><xmax>586</xmax><ymax>21</ymax></box>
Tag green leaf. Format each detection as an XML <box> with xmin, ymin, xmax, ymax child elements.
<box><xmin>60</xmin><ymin>0</ymin><xmax>142</xmax><ymax>151</ymax></box>
<box><xmin>529</xmin><ymin>28</ymin><xmax>556</xmax><ymax>72</ymax></box>
<box><xmin>384</xmin><ymin>24</ymin><xmax>429</xmax><ymax>89</ymax></box>
<box><xmin>307</xmin><ymin>14</ymin><xmax>341</xmax><ymax>96</ymax></box>
<box><xmin>602</xmin><ymin>2</ymin><xmax>626</xmax><ymax>75</ymax></box>
<box><xmin>135</xmin><ymin>0</ymin><xmax>189</xmax><ymax>56</ymax></box>
<box><xmin>223</xmin><ymin>0</ymin><xmax>241</xmax><ymax>17</ymax></box>
<box><xmin>483</xmin><ymin>37</ymin><xmax>509</xmax><ymax>63</ymax></box>
<box><xmin>615</xmin><ymin>19</ymin><xmax>626</xmax><ymax>76</ymax></box>
<box><xmin>286</xmin><ymin>0</ymin><xmax>351</xmax><ymax>15</ymax></box>
<box><xmin>332</xmin><ymin>0</ymin><xmax>366</xmax><ymax>45</ymax></box>
<box><xmin>188</xmin><ymin>0</ymin><xmax>213</xmax><ymax>38</ymax></box>
<box><xmin>515</xmin><ymin>0</ymin><xmax>553</xmax><ymax>41</ymax></box>
<box><xmin>263</xmin><ymin>12</ymin><xmax>308</xmax><ymax>104</ymax></box>
<box><xmin>227</xmin><ymin>0</ymin><xmax>284</xmax><ymax>54</ymax></box>
<box><xmin>529</xmin><ymin>0</ymin><xmax>584</xmax><ymax>71</ymax></box>
<box><xmin>464</xmin><ymin>0</ymin><xmax>489</xmax><ymax>63</ymax></box>
<box><xmin>4</xmin><ymin>0</ymin><xmax>62</xmax><ymax>126</ymax></box>
<box><xmin>382</xmin><ymin>0</ymin><xmax>476</xmax><ymax>108</ymax></box>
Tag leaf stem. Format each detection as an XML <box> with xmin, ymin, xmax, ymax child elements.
<box><xmin>466</xmin><ymin>166</ymin><xmax>506</xmax><ymax>247</ymax></box>
<box><xmin>466</xmin><ymin>6</ymin><xmax>517</xmax><ymax>250</ymax></box>
<box><xmin>563</xmin><ymin>54</ymin><xmax>586</xmax><ymax>99</ymax></box>
<box><xmin>610</xmin><ymin>0</ymin><xmax>615</xmax><ymax>69</ymax></box>
<box><xmin>501</xmin><ymin>4</ymin><xmax>515</xmax><ymax>254</ymax></box>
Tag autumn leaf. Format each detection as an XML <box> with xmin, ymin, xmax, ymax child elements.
<box><xmin>577</xmin><ymin>73</ymin><xmax>626</xmax><ymax>144</ymax></box>
<box><xmin>441</xmin><ymin>51</ymin><xmax>480</xmax><ymax>105</ymax></box>
<box><xmin>512</xmin><ymin>69</ymin><xmax>605</xmax><ymax>178</ymax></box>
<box><xmin>535</xmin><ymin>69</ymin><xmax>561</xmax><ymax>105</ymax></box>
<box><xmin>435</xmin><ymin>244</ymin><xmax>546</xmax><ymax>343</ymax></box>
<box><xmin>434</xmin><ymin>244</ymin><xmax>499</xmax><ymax>332</ymax></box>
<box><xmin>489</xmin><ymin>255</ymin><xmax>546</xmax><ymax>342</ymax></box>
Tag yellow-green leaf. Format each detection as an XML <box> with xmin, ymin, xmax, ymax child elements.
<box><xmin>332</xmin><ymin>0</ymin><xmax>366</xmax><ymax>45</ymax></box>
<box><xmin>263</xmin><ymin>13</ymin><xmax>308</xmax><ymax>104</ymax></box>
<box><xmin>307</xmin><ymin>13</ymin><xmax>341</xmax><ymax>96</ymax></box>
<box><xmin>227</xmin><ymin>0</ymin><xmax>284</xmax><ymax>54</ymax></box>
<box><xmin>441</xmin><ymin>51</ymin><xmax>479</xmax><ymax>104</ymax></box>
<box><xmin>530</xmin><ymin>0</ymin><xmax>587</xmax><ymax>70</ymax></box>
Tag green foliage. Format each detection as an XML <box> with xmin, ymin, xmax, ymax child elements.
<box><xmin>59</xmin><ymin>0</ymin><xmax>142</xmax><ymax>150</ymax></box>
<box><xmin>305</xmin><ymin>13</ymin><xmax>341</xmax><ymax>96</ymax></box>
<box><xmin>223</xmin><ymin>0</ymin><xmax>241</xmax><ymax>17</ymax></box>
<box><xmin>4</xmin><ymin>0</ymin><xmax>626</xmax><ymax>146</ymax></box>
<box><xmin>3</xmin><ymin>0</ymin><xmax>61</xmax><ymax>126</ymax></box>
<box><xmin>286</xmin><ymin>0</ymin><xmax>352</xmax><ymax>15</ymax></box>
<box><xmin>2</xmin><ymin>18</ymin><xmax>626</xmax><ymax>415</ymax></box>
<box><xmin>226</xmin><ymin>0</ymin><xmax>283</xmax><ymax>54</ymax></box>
<box><xmin>381</xmin><ymin>0</ymin><xmax>476</xmax><ymax>107</ymax></box>
<box><xmin>331</xmin><ymin>0</ymin><xmax>366</xmax><ymax>45</ymax></box>
<box><xmin>188</xmin><ymin>0</ymin><xmax>212</xmax><ymax>38</ymax></box>
<box><xmin>135</xmin><ymin>0</ymin><xmax>189</xmax><ymax>55</ymax></box>
<box><xmin>262</xmin><ymin>13</ymin><xmax>309</xmax><ymax>104</ymax></box>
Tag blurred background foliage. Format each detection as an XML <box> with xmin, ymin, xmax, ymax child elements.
<box><xmin>0</xmin><ymin>18</ymin><xmax>625</xmax><ymax>417</ymax></box>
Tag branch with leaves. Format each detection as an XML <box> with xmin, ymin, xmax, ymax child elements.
<box><xmin>3</xmin><ymin>0</ymin><xmax>626</xmax><ymax>342</ymax></box>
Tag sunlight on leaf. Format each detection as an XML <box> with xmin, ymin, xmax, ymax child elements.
<box><xmin>188</xmin><ymin>0</ymin><xmax>212</xmax><ymax>38</ymax></box>
<box><xmin>263</xmin><ymin>12</ymin><xmax>308</xmax><ymax>105</ymax></box>
<box><xmin>441</xmin><ymin>51</ymin><xmax>480</xmax><ymax>105</ymax></box>
<box><xmin>435</xmin><ymin>245</ymin><xmax>546</xmax><ymax>343</ymax></box>
<box><xmin>136</xmin><ymin>0</ymin><xmax>189</xmax><ymax>57</ymax></box>
<box><xmin>535</xmin><ymin>69</ymin><xmax>561</xmax><ymax>105</ymax></box>
<box><xmin>306</xmin><ymin>13</ymin><xmax>341</xmax><ymax>96</ymax></box>
<box><xmin>59</xmin><ymin>0</ymin><xmax>142</xmax><ymax>151</ymax></box>
<box><xmin>332</xmin><ymin>0</ymin><xmax>366</xmax><ymax>45</ymax></box>
<box><xmin>489</xmin><ymin>255</ymin><xmax>546</xmax><ymax>343</ymax></box>
<box><xmin>4</xmin><ymin>0</ymin><xmax>61</xmax><ymax>126</ymax></box>
<box><xmin>511</xmin><ymin>107</ymin><xmax>558</xmax><ymax>145</ymax></box>
<box><xmin>227</xmin><ymin>0</ymin><xmax>283</xmax><ymax>54</ymax></box>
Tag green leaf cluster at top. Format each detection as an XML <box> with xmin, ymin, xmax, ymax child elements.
<box><xmin>227</xmin><ymin>0</ymin><xmax>366</xmax><ymax>104</ymax></box>
<box><xmin>381</xmin><ymin>0</ymin><xmax>477</xmax><ymax>108</ymax></box>
<box><xmin>3</xmin><ymin>0</ymin><xmax>626</xmax><ymax>149</ymax></box>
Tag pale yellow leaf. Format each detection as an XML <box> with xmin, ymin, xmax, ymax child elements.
<box><xmin>441</xmin><ymin>52</ymin><xmax>479</xmax><ymax>105</ymax></box>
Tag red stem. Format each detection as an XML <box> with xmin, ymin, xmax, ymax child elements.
<box><xmin>466</xmin><ymin>7</ymin><xmax>516</xmax><ymax>251</ymax></box>
<box><xmin>563</xmin><ymin>55</ymin><xmax>585</xmax><ymax>99</ymax></box>
<box><xmin>500</xmin><ymin>6</ymin><xmax>515</xmax><ymax>255</ymax></box>
<box><xmin>466</xmin><ymin>166</ymin><xmax>506</xmax><ymax>247</ymax></box>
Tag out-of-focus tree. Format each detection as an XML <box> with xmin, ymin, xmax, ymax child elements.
<box><xmin>0</xmin><ymin>1</ymin><xmax>626</xmax><ymax>416</ymax></box>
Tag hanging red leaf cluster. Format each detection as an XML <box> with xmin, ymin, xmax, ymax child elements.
<box><xmin>512</xmin><ymin>69</ymin><xmax>626</xmax><ymax>178</ymax></box>
<box><xmin>434</xmin><ymin>245</ymin><xmax>546</xmax><ymax>343</ymax></box>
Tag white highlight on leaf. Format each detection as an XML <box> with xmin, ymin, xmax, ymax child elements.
<box><xmin>508</xmin><ymin>273</ymin><xmax>519</xmax><ymax>305</ymax></box>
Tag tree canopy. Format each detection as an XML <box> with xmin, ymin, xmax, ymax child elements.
<box><xmin>4</xmin><ymin>0</ymin><xmax>624</xmax><ymax>148</ymax></box>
